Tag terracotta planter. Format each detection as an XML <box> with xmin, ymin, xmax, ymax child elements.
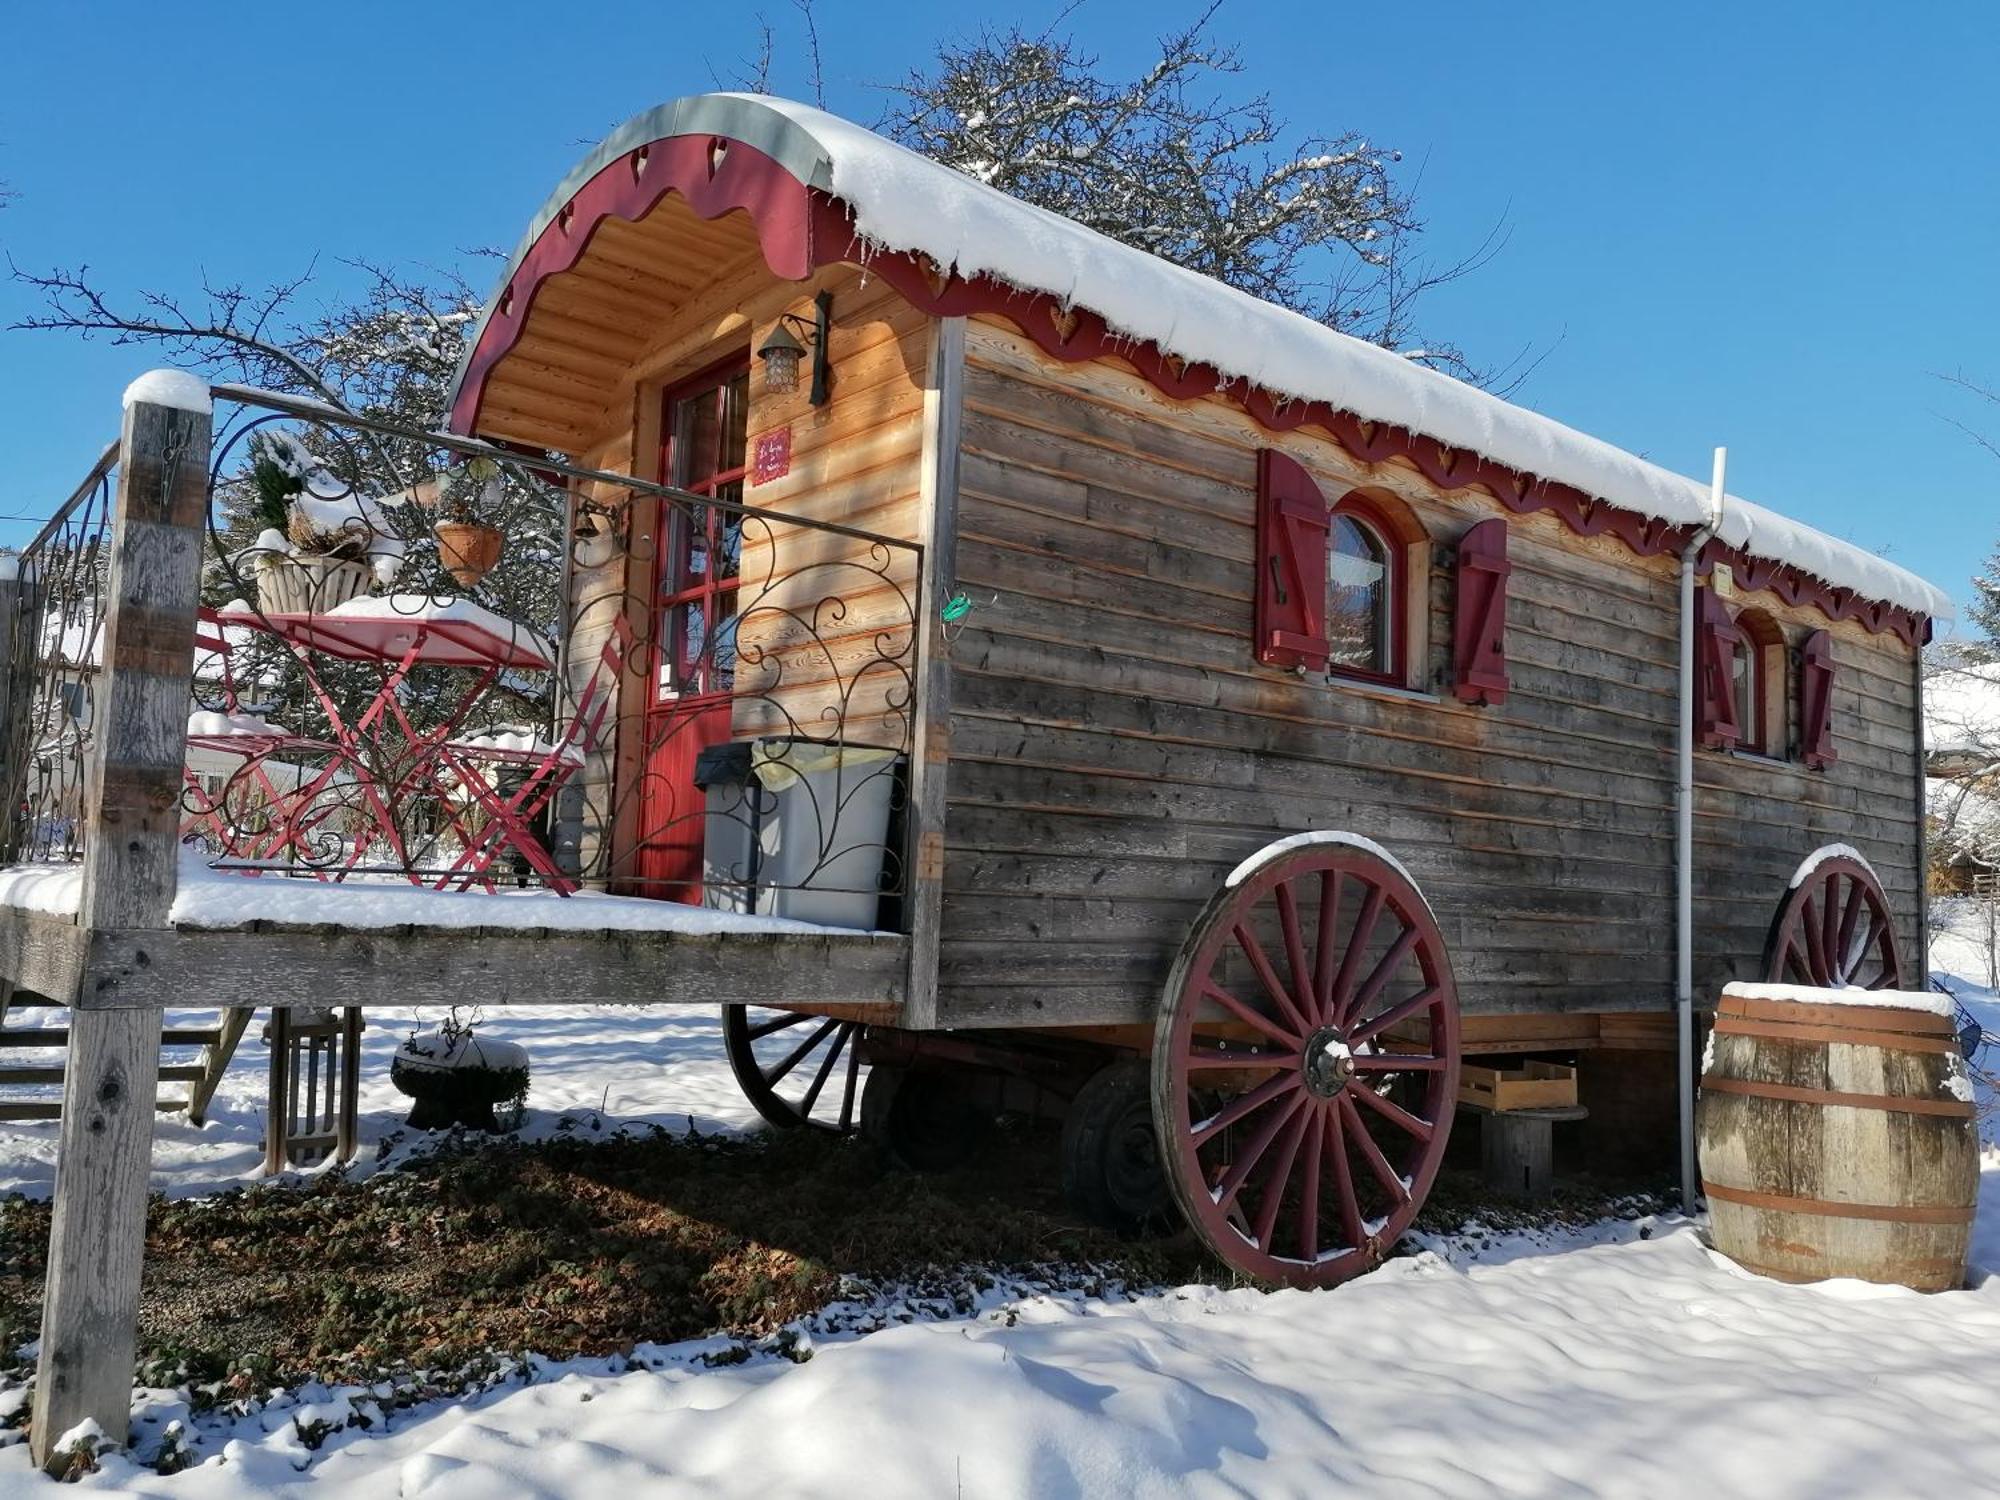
<box><xmin>435</xmin><ymin>521</ymin><xmax>504</xmax><ymax>589</ymax></box>
<box><xmin>256</xmin><ymin>553</ymin><xmax>371</xmax><ymax>615</ymax></box>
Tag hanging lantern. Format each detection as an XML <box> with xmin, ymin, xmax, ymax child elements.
<box><xmin>757</xmin><ymin>320</ymin><xmax>806</xmax><ymax>395</ymax></box>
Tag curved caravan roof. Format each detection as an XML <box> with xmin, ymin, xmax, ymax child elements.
<box><xmin>449</xmin><ymin>92</ymin><xmax>1951</xmax><ymax>634</ymax></box>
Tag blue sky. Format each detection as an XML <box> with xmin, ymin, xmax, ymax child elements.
<box><xmin>3</xmin><ymin>0</ymin><xmax>1996</xmax><ymax>629</ymax></box>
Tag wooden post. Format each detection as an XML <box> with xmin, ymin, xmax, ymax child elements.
<box><xmin>902</xmin><ymin>317</ymin><xmax>965</xmax><ymax>1031</ymax></box>
<box><xmin>31</xmin><ymin>384</ymin><xmax>209</xmax><ymax>1470</ymax></box>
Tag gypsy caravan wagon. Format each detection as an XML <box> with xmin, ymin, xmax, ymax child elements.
<box><xmin>441</xmin><ymin>91</ymin><xmax>1944</xmax><ymax>1268</ymax></box>
<box><xmin>0</xmin><ymin>91</ymin><xmax>1949</xmax><ymax>1462</ymax></box>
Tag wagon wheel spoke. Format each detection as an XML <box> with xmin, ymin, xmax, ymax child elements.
<box><xmin>1353</xmin><ymin>1053</ymin><xmax>1445</xmax><ymax>1073</ymax></box>
<box><xmin>1186</xmin><ymin>1046</ymin><xmax>1294</xmax><ymax>1071</ymax></box>
<box><xmin>1212</xmin><ymin>1090</ymin><xmax>1307</xmax><ymax>1215</ymax></box>
<box><xmin>1233</xmin><ymin>921</ymin><xmax>1311</xmax><ymax>1038</ymax></box>
<box><xmin>1349</xmin><ymin>986</ymin><xmax>1444</xmax><ymax>1049</ymax></box>
<box><xmin>1324</xmin><ymin>1106</ymin><xmax>1368</xmax><ymax>1253</ymax></box>
<box><xmin>1349</xmin><ymin>1079</ymin><xmax>1435</xmax><ymax>1142</ymax></box>
<box><xmin>796</xmin><ymin>1023</ymin><xmax>854</xmax><ymax>1121</ymax></box>
<box><xmin>1251</xmin><ymin>1104</ymin><xmax>1313</xmax><ymax>1252</ymax></box>
<box><xmin>764</xmin><ymin>1017</ymin><xmax>842</xmax><ymax>1087</ymax></box>
<box><xmin>837</xmin><ymin>1036</ymin><xmax>862</xmax><ymax>1132</ymax></box>
<box><xmin>1312</xmin><ymin>870</ymin><xmax>1344</xmax><ymax>1023</ymax></box>
<box><xmin>1295</xmin><ymin>1108</ymin><xmax>1325</xmax><ymax>1263</ymax></box>
<box><xmin>1340</xmin><ymin>1093</ymin><xmax>1410</xmax><ymax>1208</ymax></box>
<box><xmin>1800</xmin><ymin>895</ymin><xmax>1831</xmax><ymax>986</ymax></box>
<box><xmin>1201</xmin><ymin>978</ymin><xmax>1302</xmax><ymax>1049</ymax></box>
<box><xmin>1336</xmin><ymin>922</ymin><xmax>1422</xmax><ymax>1032</ymax></box>
<box><xmin>1325</xmin><ymin>885</ymin><xmax>1384</xmax><ymax>1027</ymax></box>
<box><xmin>1275</xmin><ymin>880</ymin><xmax>1316</xmax><ymax>1027</ymax></box>
<box><xmin>1192</xmin><ymin>1071</ymin><xmax>1302</xmax><ymax>1147</ymax></box>
<box><xmin>746</xmin><ymin>1012</ymin><xmax>811</xmax><ymax>1041</ymax></box>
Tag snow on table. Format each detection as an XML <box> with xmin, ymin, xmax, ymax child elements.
<box><xmin>0</xmin><ymin>857</ymin><xmax>873</xmax><ymax>938</ymax></box>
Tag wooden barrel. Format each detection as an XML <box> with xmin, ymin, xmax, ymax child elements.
<box><xmin>1697</xmin><ymin>983</ymin><xmax>1979</xmax><ymax>1292</ymax></box>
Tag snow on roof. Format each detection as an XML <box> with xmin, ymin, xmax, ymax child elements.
<box><xmin>458</xmin><ymin>93</ymin><xmax>1951</xmax><ymax>622</ymax></box>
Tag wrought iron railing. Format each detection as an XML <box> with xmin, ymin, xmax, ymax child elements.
<box><xmin>3</xmin><ymin>384</ymin><xmax>924</xmax><ymax>929</ymax></box>
<box><xmin>0</xmin><ymin>442</ymin><xmax>120</xmax><ymax>866</ymax></box>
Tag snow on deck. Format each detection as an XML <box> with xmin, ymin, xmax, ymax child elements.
<box><xmin>0</xmin><ymin>858</ymin><xmax>872</xmax><ymax>938</ymax></box>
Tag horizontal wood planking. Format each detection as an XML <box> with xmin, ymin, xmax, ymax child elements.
<box><xmin>61</xmin><ymin>923</ymin><xmax>908</xmax><ymax>1012</ymax></box>
<box><xmin>935</xmin><ymin>319</ymin><xmax>1922</xmax><ymax>1029</ymax></box>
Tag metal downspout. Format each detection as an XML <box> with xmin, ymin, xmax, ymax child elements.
<box><xmin>1677</xmin><ymin>448</ymin><xmax>1727</xmax><ymax>1212</ymax></box>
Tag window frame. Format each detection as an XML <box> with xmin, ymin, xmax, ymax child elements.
<box><xmin>1324</xmin><ymin>493</ymin><xmax>1408</xmax><ymax>688</ymax></box>
<box><xmin>1729</xmin><ymin>608</ymin><xmax>1789</xmax><ymax>761</ymax></box>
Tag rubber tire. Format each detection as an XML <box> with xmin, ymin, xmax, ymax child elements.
<box><xmin>860</xmin><ymin>1064</ymin><xmax>983</xmax><ymax>1171</ymax></box>
<box><xmin>1060</xmin><ymin>1061</ymin><xmax>1173</xmax><ymax>1236</ymax></box>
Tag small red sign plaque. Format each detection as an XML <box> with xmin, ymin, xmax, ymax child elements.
<box><xmin>752</xmin><ymin>428</ymin><xmax>792</xmax><ymax>485</ymax></box>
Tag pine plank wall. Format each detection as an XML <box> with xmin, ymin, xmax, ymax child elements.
<box><xmin>933</xmin><ymin>316</ymin><xmax>1922</xmax><ymax>1030</ymax></box>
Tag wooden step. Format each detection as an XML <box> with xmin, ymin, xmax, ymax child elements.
<box><xmin>0</xmin><ymin>1063</ymin><xmax>209</xmax><ymax>1087</ymax></box>
<box><xmin>0</xmin><ymin>1095</ymin><xmax>206</xmax><ymax>1121</ymax></box>
<box><xmin>0</xmin><ymin>1028</ymin><xmax>223</xmax><ymax>1048</ymax></box>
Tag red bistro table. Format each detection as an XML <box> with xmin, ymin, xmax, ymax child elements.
<box><xmin>200</xmin><ymin>597</ymin><xmax>581</xmax><ymax>893</ymax></box>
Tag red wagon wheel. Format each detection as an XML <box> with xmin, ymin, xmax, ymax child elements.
<box><xmin>1762</xmin><ymin>848</ymin><xmax>1905</xmax><ymax>990</ymax></box>
<box><xmin>722</xmin><ymin>1006</ymin><xmax>864</xmax><ymax>1134</ymax></box>
<box><xmin>1151</xmin><ymin>838</ymin><xmax>1460</xmax><ymax>1288</ymax></box>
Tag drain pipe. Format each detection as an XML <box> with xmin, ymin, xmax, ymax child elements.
<box><xmin>1677</xmin><ymin>447</ymin><xmax>1727</xmax><ymax>1212</ymax></box>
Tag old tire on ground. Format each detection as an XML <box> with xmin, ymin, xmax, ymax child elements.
<box><xmin>1762</xmin><ymin>847</ymin><xmax>1905</xmax><ymax>990</ymax></box>
<box><xmin>1061</xmin><ymin>1060</ymin><xmax>1172</xmax><ymax>1235</ymax></box>
<box><xmin>722</xmin><ymin>1007</ymin><xmax>864</xmax><ymax>1134</ymax></box>
<box><xmin>860</xmin><ymin>1063</ymin><xmax>982</xmax><ymax>1171</ymax></box>
<box><xmin>1152</xmin><ymin>836</ymin><xmax>1461</xmax><ymax>1288</ymax></box>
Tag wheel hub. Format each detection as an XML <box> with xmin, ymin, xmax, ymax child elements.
<box><xmin>1302</xmin><ymin>1027</ymin><xmax>1355</xmax><ymax>1098</ymax></box>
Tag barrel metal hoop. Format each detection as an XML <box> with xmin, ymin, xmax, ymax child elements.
<box><xmin>1711</xmin><ymin>1018</ymin><xmax>1959</xmax><ymax>1054</ymax></box>
<box><xmin>1703</xmin><ymin>1181</ymin><xmax>1976</xmax><ymax>1225</ymax></box>
<box><xmin>1699</xmin><ymin>1075</ymin><xmax>1975</xmax><ymax>1118</ymax></box>
<box><xmin>1716</xmin><ymin>997</ymin><xmax>1953</xmax><ymax>1036</ymax></box>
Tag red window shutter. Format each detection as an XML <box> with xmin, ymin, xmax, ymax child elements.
<box><xmin>1800</xmin><ymin>628</ymin><xmax>1838</xmax><ymax>769</ymax></box>
<box><xmin>1253</xmin><ymin>450</ymin><xmax>1331</xmax><ymax>670</ymax></box>
<box><xmin>1696</xmin><ymin>587</ymin><xmax>1742</xmax><ymax>750</ymax></box>
<box><xmin>1451</xmin><ymin>517</ymin><xmax>1511</xmax><ymax>705</ymax></box>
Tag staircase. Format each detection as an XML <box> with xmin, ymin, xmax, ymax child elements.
<box><xmin>0</xmin><ymin>994</ymin><xmax>252</xmax><ymax>1123</ymax></box>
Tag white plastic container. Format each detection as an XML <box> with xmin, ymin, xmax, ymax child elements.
<box><xmin>750</xmin><ymin>739</ymin><xmax>900</xmax><ymax>930</ymax></box>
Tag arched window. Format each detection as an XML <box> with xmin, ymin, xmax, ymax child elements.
<box><xmin>1732</xmin><ymin>609</ymin><xmax>1787</xmax><ymax>758</ymax></box>
<box><xmin>1327</xmin><ymin>499</ymin><xmax>1402</xmax><ymax>682</ymax></box>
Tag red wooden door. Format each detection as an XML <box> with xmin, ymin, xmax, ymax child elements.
<box><xmin>631</xmin><ymin>361</ymin><xmax>749</xmax><ymax>901</ymax></box>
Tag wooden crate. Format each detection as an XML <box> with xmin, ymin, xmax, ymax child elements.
<box><xmin>1457</xmin><ymin>1060</ymin><xmax>1579</xmax><ymax>1113</ymax></box>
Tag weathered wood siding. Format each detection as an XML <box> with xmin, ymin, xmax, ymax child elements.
<box><xmin>936</xmin><ymin>317</ymin><xmax>1922</xmax><ymax>1028</ymax></box>
<box><xmin>553</xmin><ymin>257</ymin><xmax>931</xmax><ymax>886</ymax></box>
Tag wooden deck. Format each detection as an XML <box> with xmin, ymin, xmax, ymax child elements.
<box><xmin>0</xmin><ymin>902</ymin><xmax>909</xmax><ymax>1012</ymax></box>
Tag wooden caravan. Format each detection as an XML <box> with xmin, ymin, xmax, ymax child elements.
<box><xmin>441</xmin><ymin>92</ymin><xmax>1948</xmax><ymax>1288</ymax></box>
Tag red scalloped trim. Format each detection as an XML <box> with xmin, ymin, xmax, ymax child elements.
<box><xmin>453</xmin><ymin>134</ymin><xmax>1928</xmax><ymax>646</ymax></box>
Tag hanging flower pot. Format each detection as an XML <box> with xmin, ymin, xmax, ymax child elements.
<box><xmin>434</xmin><ymin>520</ymin><xmax>505</xmax><ymax>589</ymax></box>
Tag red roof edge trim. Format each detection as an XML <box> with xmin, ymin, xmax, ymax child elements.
<box><xmin>452</xmin><ymin>135</ymin><xmax>1928</xmax><ymax>646</ymax></box>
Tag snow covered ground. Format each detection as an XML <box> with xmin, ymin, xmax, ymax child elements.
<box><xmin>1</xmin><ymin>917</ymin><xmax>1998</xmax><ymax>1495</ymax></box>
<box><xmin>0</xmin><ymin>1002</ymin><xmax>761</xmax><ymax>1200</ymax></box>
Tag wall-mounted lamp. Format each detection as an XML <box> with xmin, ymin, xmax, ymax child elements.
<box><xmin>757</xmin><ymin>289</ymin><xmax>833</xmax><ymax>406</ymax></box>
